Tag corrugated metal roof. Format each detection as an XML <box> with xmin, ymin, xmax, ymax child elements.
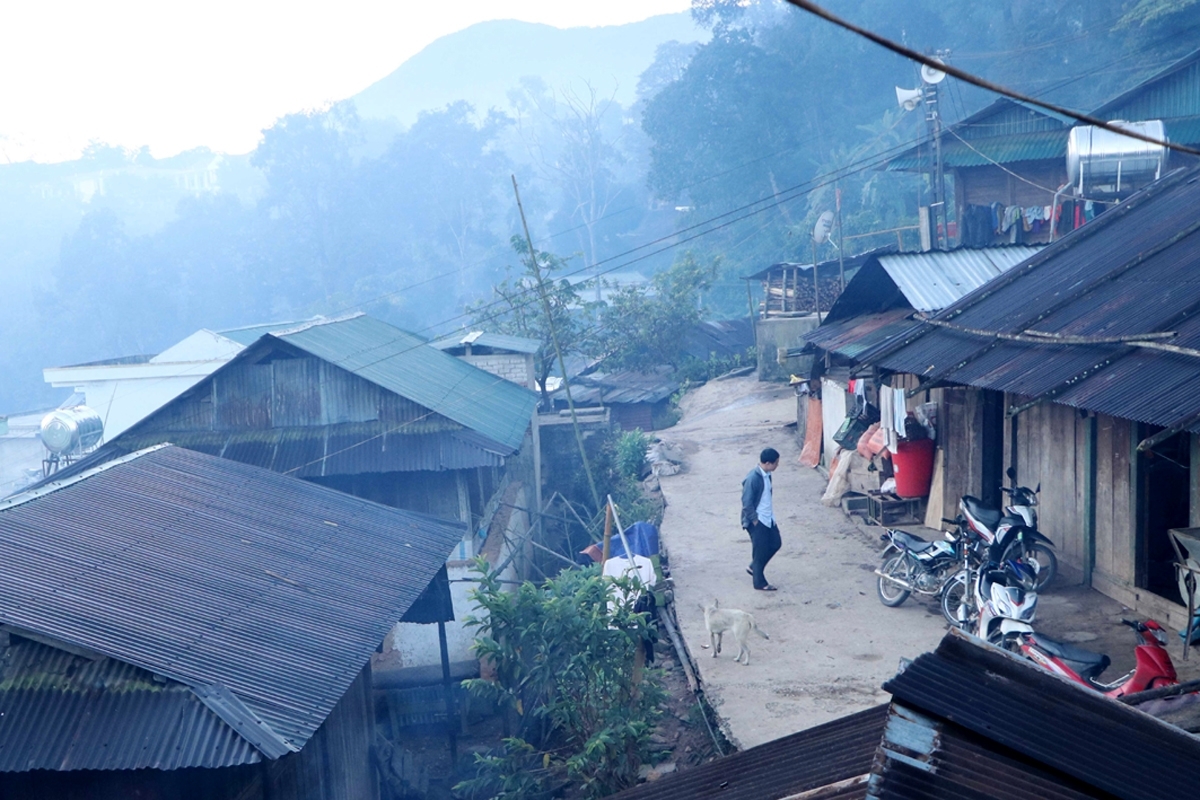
<box><xmin>269</xmin><ymin>314</ymin><xmax>537</xmax><ymax>452</ymax></box>
<box><xmin>554</xmin><ymin>369</ymin><xmax>679</xmax><ymax>406</ymax></box>
<box><xmin>0</xmin><ymin>445</ymin><xmax>465</xmax><ymax>758</ymax></box>
<box><xmin>1093</xmin><ymin>47</ymin><xmax>1200</xmax><ymax>122</ymax></box>
<box><xmin>882</xmin><ymin>630</ymin><xmax>1200</xmax><ymax>800</ymax></box>
<box><xmin>867</xmin><ymin>701</ymin><xmax>1103</xmax><ymax>799</ymax></box>
<box><xmin>430</xmin><ymin>331</ymin><xmax>541</xmax><ymax>355</ymax></box>
<box><xmin>869</xmin><ymin>167</ymin><xmax>1200</xmax><ymax>431</ymax></box>
<box><xmin>875</xmin><ymin>246</ymin><xmax>1042</xmax><ymax>313</ymax></box>
<box><xmin>611</xmin><ymin>705</ymin><xmax>886</xmax><ymax>800</ymax></box>
<box><xmin>802</xmin><ymin>309</ymin><xmax>917</xmax><ymax>361</ymax></box>
<box><xmin>0</xmin><ymin>638</ymin><xmax>261</xmax><ymax>771</ymax></box>
<box><xmin>886</xmin><ymin>129</ymin><xmax>1067</xmax><ymax>171</ymax></box>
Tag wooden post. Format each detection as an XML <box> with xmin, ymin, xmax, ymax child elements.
<box><xmin>601</xmin><ymin>502</ymin><xmax>613</xmax><ymax>564</ymax></box>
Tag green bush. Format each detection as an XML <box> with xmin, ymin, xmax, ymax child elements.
<box><xmin>456</xmin><ymin>562</ymin><xmax>665</xmax><ymax>799</ymax></box>
<box><xmin>615</xmin><ymin>429</ymin><xmax>649</xmax><ymax>481</ymax></box>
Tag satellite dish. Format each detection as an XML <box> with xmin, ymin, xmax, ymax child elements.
<box><xmin>895</xmin><ymin>86</ymin><xmax>922</xmax><ymax>112</ymax></box>
<box><xmin>921</xmin><ymin>59</ymin><xmax>947</xmax><ymax>85</ymax></box>
<box><xmin>812</xmin><ymin>211</ymin><xmax>834</xmax><ymax>244</ymax></box>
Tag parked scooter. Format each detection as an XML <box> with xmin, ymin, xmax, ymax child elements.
<box><xmin>958</xmin><ymin>467</ymin><xmax>1057</xmax><ymax>589</ymax></box>
<box><xmin>876</xmin><ymin>526</ymin><xmax>974</xmax><ymax>608</ymax></box>
<box><xmin>941</xmin><ymin>547</ymin><xmax>1039</xmax><ymax>644</ymax></box>
<box><xmin>1011</xmin><ymin>619</ymin><xmax>1178</xmax><ymax>698</ymax></box>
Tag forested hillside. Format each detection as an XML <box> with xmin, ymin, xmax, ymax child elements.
<box><xmin>2</xmin><ymin>0</ymin><xmax>1196</xmax><ymax>412</ymax></box>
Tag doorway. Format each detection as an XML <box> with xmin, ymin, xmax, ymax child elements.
<box><xmin>1138</xmin><ymin>428</ymin><xmax>1192</xmax><ymax>603</ymax></box>
<box><xmin>979</xmin><ymin>390</ymin><xmax>1005</xmax><ymax>509</ymax></box>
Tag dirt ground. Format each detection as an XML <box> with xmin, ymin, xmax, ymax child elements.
<box><xmin>653</xmin><ymin>374</ymin><xmax>1200</xmax><ymax>751</ymax></box>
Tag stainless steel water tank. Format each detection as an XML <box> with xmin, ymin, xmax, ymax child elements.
<box><xmin>40</xmin><ymin>406</ymin><xmax>104</xmax><ymax>454</ymax></box>
<box><xmin>1067</xmin><ymin>120</ymin><xmax>1167</xmax><ymax>195</ymax></box>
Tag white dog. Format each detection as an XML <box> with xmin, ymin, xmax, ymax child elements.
<box><xmin>703</xmin><ymin>599</ymin><xmax>769</xmax><ymax>666</ymax></box>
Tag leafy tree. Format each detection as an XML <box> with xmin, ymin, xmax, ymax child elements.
<box><xmin>457</xmin><ymin>561</ymin><xmax>664</xmax><ymax>800</ymax></box>
<box><xmin>595</xmin><ymin>252</ymin><xmax>718</xmax><ymax>372</ymax></box>
<box><xmin>473</xmin><ymin>238</ymin><xmax>592</xmax><ymax>408</ymax></box>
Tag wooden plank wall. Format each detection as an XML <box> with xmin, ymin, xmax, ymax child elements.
<box><xmin>1008</xmin><ymin>401</ymin><xmax>1084</xmax><ymax>573</ymax></box>
<box><xmin>266</xmin><ymin>665</ymin><xmax>379</xmax><ymax>800</ymax></box>
<box><xmin>937</xmin><ymin>387</ymin><xmax>983</xmax><ymax>522</ymax></box>
<box><xmin>1006</xmin><ymin>400</ymin><xmax>1136</xmax><ymax>588</ymax></box>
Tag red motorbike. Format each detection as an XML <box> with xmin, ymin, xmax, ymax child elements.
<box><xmin>1011</xmin><ymin>619</ymin><xmax>1178</xmax><ymax>698</ymax></box>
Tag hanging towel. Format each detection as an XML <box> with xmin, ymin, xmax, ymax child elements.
<box><xmin>892</xmin><ymin>387</ymin><xmax>907</xmax><ymax>436</ymax></box>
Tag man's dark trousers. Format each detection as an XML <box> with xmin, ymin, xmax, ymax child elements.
<box><xmin>748</xmin><ymin>521</ymin><xmax>781</xmax><ymax>589</ymax></box>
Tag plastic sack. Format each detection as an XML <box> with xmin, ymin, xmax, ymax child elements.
<box><xmin>856</xmin><ymin>422</ymin><xmax>886</xmax><ymax>458</ymax></box>
<box><xmin>821</xmin><ymin>452</ymin><xmax>853</xmax><ymax>506</ymax></box>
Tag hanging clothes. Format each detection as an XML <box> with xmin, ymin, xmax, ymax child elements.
<box><xmin>891</xmin><ymin>387</ymin><xmax>907</xmax><ymax>437</ymax></box>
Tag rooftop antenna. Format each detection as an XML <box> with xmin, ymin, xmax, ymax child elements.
<box><xmin>896</xmin><ymin>52</ymin><xmax>950</xmax><ymax>249</ymax></box>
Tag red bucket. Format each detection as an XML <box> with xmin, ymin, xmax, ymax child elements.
<box><xmin>892</xmin><ymin>439</ymin><xmax>935</xmax><ymax>498</ymax></box>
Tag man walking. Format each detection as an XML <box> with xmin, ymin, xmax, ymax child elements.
<box><xmin>742</xmin><ymin>448</ymin><xmax>782</xmax><ymax>591</ymax></box>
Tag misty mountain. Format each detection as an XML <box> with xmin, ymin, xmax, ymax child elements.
<box><xmin>351</xmin><ymin>13</ymin><xmax>708</xmax><ymax>124</ymax></box>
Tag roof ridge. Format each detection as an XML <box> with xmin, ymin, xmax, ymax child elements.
<box><xmin>269</xmin><ymin>312</ymin><xmax>365</xmax><ymax>338</ymax></box>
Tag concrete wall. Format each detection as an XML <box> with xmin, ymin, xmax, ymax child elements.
<box><xmin>387</xmin><ymin>484</ymin><xmax>528</xmax><ymax>667</ymax></box>
<box><xmin>755</xmin><ymin>316</ymin><xmax>820</xmax><ymax>382</ymax></box>
<box><xmin>460</xmin><ymin>353</ymin><xmax>535</xmax><ymax>391</ymax></box>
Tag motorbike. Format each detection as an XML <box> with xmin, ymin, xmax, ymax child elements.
<box><xmin>1010</xmin><ymin>619</ymin><xmax>1178</xmax><ymax>698</ymax></box>
<box><xmin>958</xmin><ymin>467</ymin><xmax>1057</xmax><ymax>589</ymax></box>
<box><xmin>941</xmin><ymin>549</ymin><xmax>1039</xmax><ymax>644</ymax></box>
<box><xmin>875</xmin><ymin>525</ymin><xmax>974</xmax><ymax>608</ymax></box>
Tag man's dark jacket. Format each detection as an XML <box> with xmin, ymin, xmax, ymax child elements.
<box><xmin>741</xmin><ymin>467</ymin><xmax>768</xmax><ymax>530</ymax></box>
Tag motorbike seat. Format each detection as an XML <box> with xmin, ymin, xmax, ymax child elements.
<box><xmin>1032</xmin><ymin>633</ymin><xmax>1111</xmax><ymax>679</ymax></box>
<box><xmin>962</xmin><ymin>496</ymin><xmax>1002</xmax><ymax>530</ymax></box>
<box><xmin>890</xmin><ymin>530</ymin><xmax>938</xmax><ymax>553</ymax></box>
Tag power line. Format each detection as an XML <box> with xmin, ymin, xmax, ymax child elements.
<box><xmin>783</xmin><ymin>0</ymin><xmax>1200</xmax><ymax>157</ymax></box>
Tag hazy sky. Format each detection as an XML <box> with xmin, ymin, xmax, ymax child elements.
<box><xmin>1</xmin><ymin>1</ymin><xmax>691</xmax><ymax>164</ymax></box>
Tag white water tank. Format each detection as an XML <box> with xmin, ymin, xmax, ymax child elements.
<box><xmin>1067</xmin><ymin>120</ymin><xmax>1167</xmax><ymax>196</ymax></box>
<box><xmin>40</xmin><ymin>406</ymin><xmax>104</xmax><ymax>454</ymax></box>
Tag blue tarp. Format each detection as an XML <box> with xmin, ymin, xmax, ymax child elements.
<box><xmin>605</xmin><ymin>522</ymin><xmax>660</xmax><ymax>559</ymax></box>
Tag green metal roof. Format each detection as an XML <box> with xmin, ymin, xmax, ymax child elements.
<box><xmin>1093</xmin><ymin>49</ymin><xmax>1200</xmax><ymax>121</ymax></box>
<box><xmin>267</xmin><ymin>314</ymin><xmax>538</xmax><ymax>452</ymax></box>
<box><xmin>885</xmin><ymin>128</ymin><xmax>1068</xmax><ymax>171</ymax></box>
<box><xmin>1164</xmin><ymin>114</ymin><xmax>1200</xmax><ymax>147</ymax></box>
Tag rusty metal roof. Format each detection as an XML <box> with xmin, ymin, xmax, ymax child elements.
<box><xmin>882</xmin><ymin>630</ymin><xmax>1200</xmax><ymax>800</ymax></box>
<box><xmin>869</xmin><ymin>167</ymin><xmax>1200</xmax><ymax>431</ymax></box>
<box><xmin>267</xmin><ymin>314</ymin><xmax>537</xmax><ymax>452</ymax></box>
<box><xmin>611</xmin><ymin>705</ymin><xmax>886</xmax><ymax>800</ymax></box>
<box><xmin>0</xmin><ymin>445</ymin><xmax>465</xmax><ymax>761</ymax></box>
<box><xmin>554</xmin><ymin>369</ymin><xmax>679</xmax><ymax>406</ymax></box>
<box><xmin>802</xmin><ymin>309</ymin><xmax>916</xmax><ymax>363</ymax></box>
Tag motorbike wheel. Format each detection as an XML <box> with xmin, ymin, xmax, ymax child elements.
<box><xmin>1007</xmin><ymin>542</ymin><xmax>1058</xmax><ymax>590</ymax></box>
<box><xmin>940</xmin><ymin>572</ymin><xmax>977</xmax><ymax>631</ymax></box>
<box><xmin>877</xmin><ymin>555</ymin><xmax>911</xmax><ymax>607</ymax></box>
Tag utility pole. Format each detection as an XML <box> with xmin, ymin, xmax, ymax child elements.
<box><xmin>512</xmin><ymin>175</ymin><xmax>602</xmax><ymax>515</ymax></box>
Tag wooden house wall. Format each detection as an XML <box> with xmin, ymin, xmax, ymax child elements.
<box><xmin>934</xmin><ymin>387</ymin><xmax>984</xmax><ymax>522</ymax></box>
<box><xmin>1005</xmin><ymin>401</ymin><xmax>1089</xmax><ymax>579</ymax></box>
<box><xmin>613</xmin><ymin>403</ymin><xmax>656</xmax><ymax>433</ymax></box>
<box><xmin>958</xmin><ymin>162</ymin><xmax>1068</xmax><ymax>209</ymax></box>
<box><xmin>265</xmin><ymin>665</ymin><xmax>378</xmax><ymax>800</ymax></box>
<box><xmin>145</xmin><ymin>354</ymin><xmax>441</xmax><ymax>435</ymax></box>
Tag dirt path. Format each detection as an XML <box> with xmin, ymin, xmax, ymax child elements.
<box><xmin>655</xmin><ymin>375</ymin><xmax>949</xmax><ymax>749</ymax></box>
<box><xmin>655</xmin><ymin>375</ymin><xmax>1200</xmax><ymax>751</ymax></box>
